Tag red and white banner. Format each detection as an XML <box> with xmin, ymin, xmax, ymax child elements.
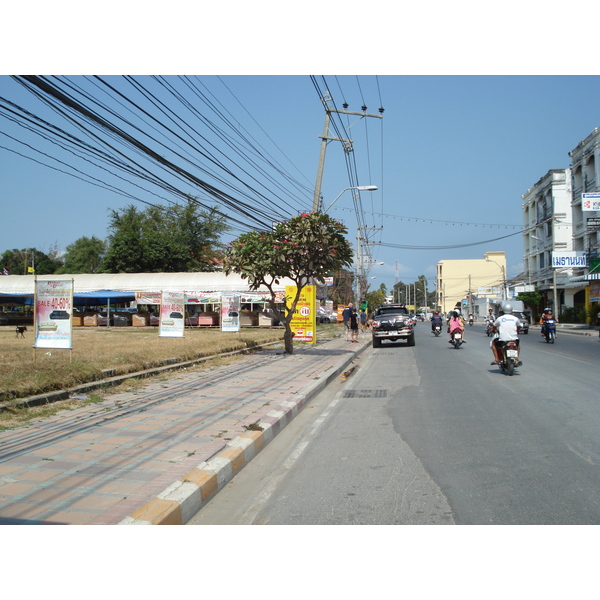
<box><xmin>34</xmin><ymin>279</ymin><xmax>74</xmax><ymax>349</ymax></box>
<box><xmin>158</xmin><ymin>290</ymin><xmax>185</xmax><ymax>337</ymax></box>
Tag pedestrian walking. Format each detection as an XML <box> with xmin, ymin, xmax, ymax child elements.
<box><xmin>349</xmin><ymin>307</ymin><xmax>359</xmax><ymax>342</ymax></box>
<box><xmin>359</xmin><ymin>309</ymin><xmax>367</xmax><ymax>334</ymax></box>
<box><xmin>342</xmin><ymin>302</ymin><xmax>353</xmax><ymax>341</ymax></box>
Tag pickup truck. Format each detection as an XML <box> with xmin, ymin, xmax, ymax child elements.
<box><xmin>371</xmin><ymin>304</ymin><xmax>415</xmax><ymax>347</ymax></box>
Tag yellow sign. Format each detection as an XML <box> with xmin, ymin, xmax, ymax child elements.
<box><xmin>286</xmin><ymin>285</ymin><xmax>316</xmax><ymax>344</ymax></box>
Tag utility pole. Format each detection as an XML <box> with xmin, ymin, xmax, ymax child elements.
<box><xmin>312</xmin><ymin>92</ymin><xmax>384</xmax><ymax>212</ymax></box>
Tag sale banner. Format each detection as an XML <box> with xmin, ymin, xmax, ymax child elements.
<box><xmin>159</xmin><ymin>290</ymin><xmax>185</xmax><ymax>338</ymax></box>
<box><xmin>221</xmin><ymin>295</ymin><xmax>241</xmax><ymax>332</ymax></box>
<box><xmin>34</xmin><ymin>279</ymin><xmax>74</xmax><ymax>349</ymax></box>
<box><xmin>286</xmin><ymin>285</ymin><xmax>316</xmax><ymax>344</ymax></box>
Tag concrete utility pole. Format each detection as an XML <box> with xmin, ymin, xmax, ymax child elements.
<box><xmin>312</xmin><ymin>92</ymin><xmax>383</xmax><ymax>212</ymax></box>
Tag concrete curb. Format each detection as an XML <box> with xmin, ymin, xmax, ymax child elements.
<box><xmin>118</xmin><ymin>340</ymin><xmax>369</xmax><ymax>525</ymax></box>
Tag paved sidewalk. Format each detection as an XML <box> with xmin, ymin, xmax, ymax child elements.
<box><xmin>0</xmin><ymin>335</ymin><xmax>369</xmax><ymax>525</ymax></box>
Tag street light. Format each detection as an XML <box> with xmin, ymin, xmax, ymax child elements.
<box><xmin>486</xmin><ymin>258</ymin><xmax>506</xmax><ymax>301</ymax></box>
<box><xmin>322</xmin><ymin>185</ymin><xmax>377</xmax><ymax>213</ymax></box>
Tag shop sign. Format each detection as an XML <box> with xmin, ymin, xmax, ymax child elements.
<box><xmin>582</xmin><ymin>193</ymin><xmax>600</xmax><ymax>212</ymax></box>
<box><xmin>551</xmin><ymin>252</ymin><xmax>587</xmax><ymax>268</ymax></box>
<box><xmin>287</xmin><ymin>285</ymin><xmax>316</xmax><ymax>344</ymax></box>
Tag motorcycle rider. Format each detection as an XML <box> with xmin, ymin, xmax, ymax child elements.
<box><xmin>539</xmin><ymin>308</ymin><xmax>558</xmax><ymax>339</ymax></box>
<box><xmin>430</xmin><ymin>310</ymin><xmax>443</xmax><ymax>334</ymax></box>
<box><xmin>490</xmin><ymin>302</ymin><xmax>522</xmax><ymax>365</ymax></box>
<box><xmin>448</xmin><ymin>310</ymin><xmax>466</xmax><ymax>343</ymax></box>
<box><xmin>468</xmin><ymin>313</ymin><xmax>475</xmax><ymax>325</ymax></box>
<box><xmin>485</xmin><ymin>308</ymin><xmax>495</xmax><ymax>334</ymax></box>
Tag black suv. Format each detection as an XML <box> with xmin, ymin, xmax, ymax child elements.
<box><xmin>371</xmin><ymin>304</ymin><xmax>415</xmax><ymax>347</ymax></box>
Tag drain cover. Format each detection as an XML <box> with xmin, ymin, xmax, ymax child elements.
<box><xmin>342</xmin><ymin>389</ymin><xmax>388</xmax><ymax>399</ymax></box>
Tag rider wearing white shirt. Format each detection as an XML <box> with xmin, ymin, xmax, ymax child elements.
<box><xmin>491</xmin><ymin>302</ymin><xmax>522</xmax><ymax>365</ymax></box>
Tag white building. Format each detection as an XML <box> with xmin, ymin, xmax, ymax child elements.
<box><xmin>522</xmin><ymin>169</ymin><xmax>579</xmax><ymax>311</ymax></box>
<box><xmin>521</xmin><ymin>126</ymin><xmax>600</xmax><ymax>319</ymax></box>
<box><xmin>569</xmin><ymin>126</ymin><xmax>600</xmax><ymax>305</ymax></box>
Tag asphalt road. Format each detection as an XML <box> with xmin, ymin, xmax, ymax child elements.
<box><xmin>190</xmin><ymin>323</ymin><xmax>600</xmax><ymax>525</ymax></box>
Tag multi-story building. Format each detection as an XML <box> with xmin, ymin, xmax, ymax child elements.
<box><xmin>436</xmin><ymin>251</ymin><xmax>506</xmax><ymax>316</ymax></box>
<box><xmin>521</xmin><ymin>169</ymin><xmax>578</xmax><ymax>311</ymax></box>
<box><xmin>569</xmin><ymin>126</ymin><xmax>600</xmax><ymax>310</ymax></box>
<box><xmin>521</xmin><ymin>126</ymin><xmax>600</xmax><ymax>319</ymax></box>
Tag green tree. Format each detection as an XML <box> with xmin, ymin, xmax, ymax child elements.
<box><xmin>223</xmin><ymin>212</ymin><xmax>354</xmax><ymax>354</ymax></box>
<box><xmin>516</xmin><ymin>289</ymin><xmax>543</xmax><ymax>320</ymax></box>
<box><xmin>101</xmin><ymin>199</ymin><xmax>228</xmax><ymax>273</ymax></box>
<box><xmin>57</xmin><ymin>236</ymin><xmax>106</xmax><ymax>274</ymax></box>
<box><xmin>365</xmin><ymin>283</ymin><xmax>388</xmax><ymax>313</ymax></box>
<box><xmin>0</xmin><ymin>248</ymin><xmax>61</xmax><ymax>275</ymax></box>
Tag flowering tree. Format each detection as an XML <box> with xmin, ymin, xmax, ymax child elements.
<box><xmin>223</xmin><ymin>212</ymin><xmax>353</xmax><ymax>354</ymax></box>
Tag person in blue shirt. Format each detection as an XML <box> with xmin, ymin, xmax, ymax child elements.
<box><xmin>342</xmin><ymin>302</ymin><xmax>353</xmax><ymax>341</ymax></box>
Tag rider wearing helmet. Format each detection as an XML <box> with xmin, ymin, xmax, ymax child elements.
<box><xmin>490</xmin><ymin>302</ymin><xmax>522</xmax><ymax>365</ymax></box>
<box><xmin>430</xmin><ymin>309</ymin><xmax>443</xmax><ymax>333</ymax></box>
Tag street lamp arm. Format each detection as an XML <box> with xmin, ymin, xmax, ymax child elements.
<box><xmin>323</xmin><ymin>185</ymin><xmax>377</xmax><ymax>213</ymax></box>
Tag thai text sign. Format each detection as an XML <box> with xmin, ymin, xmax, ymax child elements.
<box><xmin>34</xmin><ymin>279</ymin><xmax>74</xmax><ymax>349</ymax></box>
<box><xmin>552</xmin><ymin>252</ymin><xmax>587</xmax><ymax>268</ymax></box>
<box><xmin>159</xmin><ymin>290</ymin><xmax>185</xmax><ymax>337</ymax></box>
<box><xmin>286</xmin><ymin>285</ymin><xmax>316</xmax><ymax>344</ymax></box>
<box><xmin>582</xmin><ymin>193</ymin><xmax>600</xmax><ymax>212</ymax></box>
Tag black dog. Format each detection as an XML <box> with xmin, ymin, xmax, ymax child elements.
<box><xmin>16</xmin><ymin>326</ymin><xmax>27</xmax><ymax>338</ymax></box>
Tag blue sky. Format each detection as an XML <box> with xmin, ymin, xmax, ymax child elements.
<box><xmin>1</xmin><ymin>6</ymin><xmax>599</xmax><ymax>296</ymax></box>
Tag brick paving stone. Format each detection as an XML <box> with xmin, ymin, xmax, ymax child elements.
<box><xmin>25</xmin><ymin>487</ymin><xmax>79</xmax><ymax>504</ymax></box>
<box><xmin>18</xmin><ymin>470</ymin><xmax>61</xmax><ymax>482</ymax></box>
<box><xmin>47</xmin><ymin>510</ymin><xmax>98</xmax><ymax>524</ymax></box>
<box><xmin>0</xmin><ymin>501</ymin><xmax>54</xmax><ymax>520</ymax></box>
<box><xmin>96</xmin><ymin>480</ymin><xmax>146</xmax><ymax>495</ymax></box>
<box><xmin>0</xmin><ymin>465</ymin><xmax>22</xmax><ymax>476</ymax></box>
<box><xmin>70</xmin><ymin>494</ymin><xmax>123</xmax><ymax>511</ymax></box>
<box><xmin>60</xmin><ymin>451</ymin><xmax>103</xmax><ymax>462</ymax></box>
<box><xmin>0</xmin><ymin>482</ymin><xmax>36</xmax><ymax>495</ymax></box>
<box><xmin>55</xmin><ymin>476</ymin><xmax>96</xmax><ymax>489</ymax></box>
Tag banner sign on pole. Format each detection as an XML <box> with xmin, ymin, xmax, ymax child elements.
<box><xmin>287</xmin><ymin>285</ymin><xmax>316</xmax><ymax>344</ymax></box>
<box><xmin>34</xmin><ymin>279</ymin><xmax>74</xmax><ymax>349</ymax></box>
<box><xmin>221</xmin><ymin>295</ymin><xmax>241</xmax><ymax>332</ymax></box>
<box><xmin>551</xmin><ymin>252</ymin><xmax>588</xmax><ymax>268</ymax></box>
<box><xmin>159</xmin><ymin>290</ymin><xmax>185</xmax><ymax>337</ymax></box>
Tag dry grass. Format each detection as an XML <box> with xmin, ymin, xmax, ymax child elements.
<box><xmin>0</xmin><ymin>325</ymin><xmax>288</xmax><ymax>403</ymax></box>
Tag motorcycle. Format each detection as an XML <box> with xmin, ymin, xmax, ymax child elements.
<box><xmin>468</xmin><ymin>317</ymin><xmax>474</xmax><ymax>326</ymax></box>
<box><xmin>542</xmin><ymin>318</ymin><xmax>557</xmax><ymax>343</ymax></box>
<box><xmin>485</xmin><ymin>322</ymin><xmax>494</xmax><ymax>337</ymax></box>
<box><xmin>497</xmin><ymin>339</ymin><xmax>521</xmax><ymax>376</ymax></box>
<box><xmin>433</xmin><ymin>324</ymin><xmax>442</xmax><ymax>337</ymax></box>
<box><xmin>451</xmin><ymin>329</ymin><xmax>464</xmax><ymax>349</ymax></box>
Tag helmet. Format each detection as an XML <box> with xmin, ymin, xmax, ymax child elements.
<box><xmin>434</xmin><ymin>310</ymin><xmax>439</xmax><ymax>314</ymax></box>
<box><xmin>544</xmin><ymin>308</ymin><xmax>552</xmax><ymax>314</ymax></box>
<box><xmin>501</xmin><ymin>302</ymin><xmax>513</xmax><ymax>314</ymax></box>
